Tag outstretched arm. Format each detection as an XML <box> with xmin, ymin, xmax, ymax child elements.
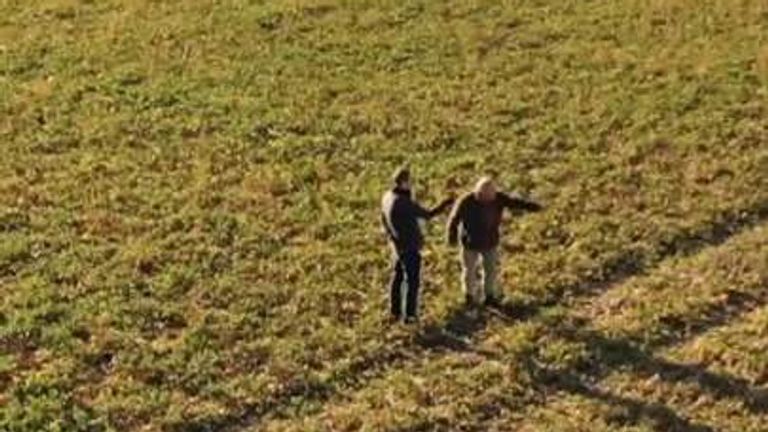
<box><xmin>429</xmin><ymin>196</ymin><xmax>455</xmax><ymax>218</ymax></box>
<box><xmin>446</xmin><ymin>196</ymin><xmax>466</xmax><ymax>246</ymax></box>
<box><xmin>410</xmin><ymin>196</ymin><xmax>455</xmax><ymax>220</ymax></box>
<box><xmin>499</xmin><ymin>192</ymin><xmax>542</xmax><ymax>213</ymax></box>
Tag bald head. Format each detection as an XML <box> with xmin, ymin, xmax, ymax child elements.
<box><xmin>474</xmin><ymin>176</ymin><xmax>497</xmax><ymax>203</ymax></box>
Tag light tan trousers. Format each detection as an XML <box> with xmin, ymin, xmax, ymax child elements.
<box><xmin>461</xmin><ymin>248</ymin><xmax>500</xmax><ymax>304</ymax></box>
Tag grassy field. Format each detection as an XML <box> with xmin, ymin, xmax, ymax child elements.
<box><xmin>1</xmin><ymin>0</ymin><xmax>768</xmax><ymax>430</ymax></box>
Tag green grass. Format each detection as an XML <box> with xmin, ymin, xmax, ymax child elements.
<box><xmin>1</xmin><ymin>0</ymin><xmax>768</xmax><ymax>431</ymax></box>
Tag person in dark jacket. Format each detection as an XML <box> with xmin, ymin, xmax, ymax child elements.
<box><xmin>381</xmin><ymin>167</ymin><xmax>454</xmax><ymax>323</ymax></box>
<box><xmin>447</xmin><ymin>176</ymin><xmax>542</xmax><ymax>307</ymax></box>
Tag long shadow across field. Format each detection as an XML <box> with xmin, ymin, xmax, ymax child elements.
<box><xmin>560</xmin><ymin>326</ymin><xmax>768</xmax><ymax>413</ymax></box>
<box><xmin>396</xmin><ymin>275</ymin><xmax>768</xmax><ymax>432</ymax></box>
<box><xmin>170</xmin><ymin>199</ymin><xmax>768</xmax><ymax>432</ymax></box>
<box><xmin>431</xmin><ymin>271</ymin><xmax>768</xmax><ymax>431</ymax></box>
<box><xmin>512</xmin><ymin>320</ymin><xmax>768</xmax><ymax>431</ymax></box>
<box><xmin>417</xmin><ymin>199</ymin><xmax>768</xmax><ymax>351</ymax></box>
<box><xmin>526</xmin><ymin>366</ymin><xmax>719</xmax><ymax>432</ymax></box>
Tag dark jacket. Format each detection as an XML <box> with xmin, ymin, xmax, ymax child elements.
<box><xmin>447</xmin><ymin>192</ymin><xmax>541</xmax><ymax>251</ymax></box>
<box><xmin>381</xmin><ymin>188</ymin><xmax>452</xmax><ymax>252</ymax></box>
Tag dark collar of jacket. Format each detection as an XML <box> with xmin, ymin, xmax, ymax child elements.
<box><xmin>392</xmin><ymin>187</ymin><xmax>412</xmax><ymax>199</ymax></box>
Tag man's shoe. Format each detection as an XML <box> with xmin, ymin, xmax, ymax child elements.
<box><xmin>404</xmin><ymin>316</ymin><xmax>419</xmax><ymax>325</ymax></box>
<box><xmin>484</xmin><ymin>296</ymin><xmax>504</xmax><ymax>308</ymax></box>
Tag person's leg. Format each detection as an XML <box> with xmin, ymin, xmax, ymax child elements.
<box><xmin>461</xmin><ymin>248</ymin><xmax>482</xmax><ymax>305</ymax></box>
<box><xmin>389</xmin><ymin>253</ymin><xmax>405</xmax><ymax>319</ymax></box>
<box><xmin>403</xmin><ymin>250</ymin><xmax>422</xmax><ymax>320</ymax></box>
<box><xmin>481</xmin><ymin>248</ymin><xmax>501</xmax><ymax>304</ymax></box>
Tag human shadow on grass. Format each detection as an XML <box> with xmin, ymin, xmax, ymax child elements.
<box><xmin>639</xmin><ymin>288</ymin><xmax>768</xmax><ymax>350</ymax></box>
<box><xmin>559</xmin><ymin>327</ymin><xmax>768</xmax><ymax>413</ymax></box>
<box><xmin>414</xmin><ymin>304</ymin><xmax>487</xmax><ymax>352</ymax></box>
<box><xmin>523</xmin><ymin>199</ymin><xmax>768</xmax><ymax>312</ymax></box>
<box><xmin>445</xmin><ymin>275</ymin><xmax>768</xmax><ymax>430</ymax></box>
<box><xmin>433</xmin><ymin>331</ymin><xmax>765</xmax><ymax>432</ymax></box>
<box><xmin>414</xmin><ymin>300</ymin><xmax>535</xmax><ymax>353</ymax></box>
<box><xmin>505</xmin><ymin>327</ymin><xmax>768</xmax><ymax>432</ymax></box>
<box><xmin>529</xmin><ymin>363</ymin><xmax>717</xmax><ymax>432</ymax></box>
<box><xmin>564</xmin><ymin>277</ymin><xmax>768</xmax><ymax>414</ymax></box>
<box><xmin>168</xmin><ymin>200</ymin><xmax>768</xmax><ymax>432</ymax></box>
<box><xmin>418</xmin><ymin>199</ymin><xmax>768</xmax><ymax>353</ymax></box>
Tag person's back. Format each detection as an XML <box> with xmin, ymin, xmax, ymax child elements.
<box><xmin>380</xmin><ymin>167</ymin><xmax>454</xmax><ymax>323</ymax></box>
<box><xmin>381</xmin><ymin>187</ymin><xmax>424</xmax><ymax>253</ymax></box>
<box><xmin>451</xmin><ymin>192</ymin><xmax>505</xmax><ymax>251</ymax></box>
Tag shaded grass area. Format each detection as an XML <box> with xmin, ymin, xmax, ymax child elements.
<box><xmin>168</xmin><ymin>198</ymin><xmax>768</xmax><ymax>431</ymax></box>
<box><xmin>446</xmin><ymin>226</ymin><xmax>768</xmax><ymax>432</ymax></box>
<box><xmin>517</xmin><ymin>298</ymin><xmax>768</xmax><ymax>432</ymax></box>
<box><xmin>266</xmin><ymin>224</ymin><xmax>768</xmax><ymax>431</ymax></box>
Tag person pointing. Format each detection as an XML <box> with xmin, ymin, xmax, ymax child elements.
<box><xmin>447</xmin><ymin>175</ymin><xmax>542</xmax><ymax>307</ymax></box>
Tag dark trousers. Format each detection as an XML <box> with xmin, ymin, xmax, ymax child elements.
<box><xmin>390</xmin><ymin>249</ymin><xmax>422</xmax><ymax>318</ymax></box>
